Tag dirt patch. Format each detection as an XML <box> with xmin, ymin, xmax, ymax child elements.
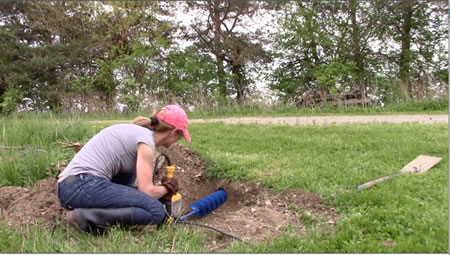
<box><xmin>0</xmin><ymin>178</ymin><xmax>64</xmax><ymax>228</ymax></box>
<box><xmin>0</xmin><ymin>144</ymin><xmax>337</xmax><ymax>247</ymax></box>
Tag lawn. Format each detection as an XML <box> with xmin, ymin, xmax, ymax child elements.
<box><xmin>0</xmin><ymin>116</ymin><xmax>447</xmax><ymax>252</ymax></box>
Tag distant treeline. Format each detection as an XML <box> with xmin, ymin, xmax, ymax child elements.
<box><xmin>0</xmin><ymin>1</ymin><xmax>447</xmax><ymax>114</ymax></box>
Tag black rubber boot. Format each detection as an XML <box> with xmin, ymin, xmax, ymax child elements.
<box><xmin>71</xmin><ymin>208</ymin><xmax>135</xmax><ymax>235</ymax></box>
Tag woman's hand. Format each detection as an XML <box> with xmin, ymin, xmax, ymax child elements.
<box><xmin>161</xmin><ymin>176</ymin><xmax>179</xmax><ymax>200</ymax></box>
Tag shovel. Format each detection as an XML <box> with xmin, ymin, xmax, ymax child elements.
<box><xmin>357</xmin><ymin>155</ymin><xmax>442</xmax><ymax>191</ymax></box>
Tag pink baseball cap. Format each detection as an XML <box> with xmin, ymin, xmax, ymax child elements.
<box><xmin>155</xmin><ymin>104</ymin><xmax>191</xmax><ymax>142</ymax></box>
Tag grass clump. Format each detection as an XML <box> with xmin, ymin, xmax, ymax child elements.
<box><xmin>0</xmin><ymin>116</ymin><xmax>102</xmax><ymax>186</ymax></box>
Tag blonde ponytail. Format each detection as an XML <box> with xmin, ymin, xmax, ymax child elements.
<box><xmin>132</xmin><ymin>116</ymin><xmax>152</xmax><ymax>129</ymax></box>
<box><xmin>132</xmin><ymin>111</ymin><xmax>174</xmax><ymax>132</ymax></box>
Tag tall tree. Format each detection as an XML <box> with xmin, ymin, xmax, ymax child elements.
<box><xmin>184</xmin><ymin>0</ymin><xmax>269</xmax><ymax>105</ymax></box>
<box><xmin>271</xmin><ymin>1</ymin><xmax>342</xmax><ymax>104</ymax></box>
<box><xmin>379</xmin><ymin>1</ymin><xmax>448</xmax><ymax>99</ymax></box>
<box><xmin>0</xmin><ymin>1</ymin><xmax>109</xmax><ymax>112</ymax></box>
<box><xmin>337</xmin><ymin>0</ymin><xmax>384</xmax><ymax>103</ymax></box>
<box><xmin>158</xmin><ymin>46</ymin><xmax>217</xmax><ymax>107</ymax></box>
<box><xmin>98</xmin><ymin>1</ymin><xmax>175</xmax><ymax>111</ymax></box>
<box><xmin>0</xmin><ymin>1</ymin><xmax>178</xmax><ymax>113</ymax></box>
<box><xmin>271</xmin><ymin>0</ymin><xmax>447</xmax><ymax>105</ymax></box>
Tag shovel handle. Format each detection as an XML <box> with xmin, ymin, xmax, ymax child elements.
<box><xmin>357</xmin><ymin>172</ymin><xmax>402</xmax><ymax>191</ymax></box>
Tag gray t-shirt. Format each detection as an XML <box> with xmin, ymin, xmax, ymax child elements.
<box><xmin>59</xmin><ymin>124</ymin><xmax>155</xmax><ymax>180</ymax></box>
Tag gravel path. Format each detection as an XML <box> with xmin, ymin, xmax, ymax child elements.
<box><xmin>95</xmin><ymin>114</ymin><xmax>448</xmax><ymax>126</ymax></box>
<box><xmin>189</xmin><ymin>114</ymin><xmax>448</xmax><ymax>126</ymax></box>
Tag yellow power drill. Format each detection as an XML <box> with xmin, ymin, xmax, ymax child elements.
<box><xmin>163</xmin><ymin>166</ymin><xmax>183</xmax><ymax>220</ymax></box>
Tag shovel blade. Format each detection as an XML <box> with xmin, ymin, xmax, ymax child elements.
<box><xmin>401</xmin><ymin>155</ymin><xmax>442</xmax><ymax>174</ymax></box>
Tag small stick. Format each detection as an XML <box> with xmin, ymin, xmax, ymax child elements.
<box><xmin>0</xmin><ymin>145</ymin><xmax>47</xmax><ymax>153</ymax></box>
<box><xmin>171</xmin><ymin>234</ymin><xmax>177</xmax><ymax>253</ymax></box>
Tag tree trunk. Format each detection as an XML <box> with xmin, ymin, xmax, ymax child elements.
<box><xmin>350</xmin><ymin>1</ymin><xmax>364</xmax><ymax>83</ymax></box>
<box><xmin>210</xmin><ymin>0</ymin><xmax>228</xmax><ymax>97</ymax></box>
<box><xmin>0</xmin><ymin>78</ymin><xmax>5</xmax><ymax>101</ymax></box>
<box><xmin>217</xmin><ymin>57</ymin><xmax>227</xmax><ymax>97</ymax></box>
<box><xmin>232</xmin><ymin>64</ymin><xmax>245</xmax><ymax>105</ymax></box>
<box><xmin>350</xmin><ymin>0</ymin><xmax>368</xmax><ymax>106</ymax></box>
<box><xmin>399</xmin><ymin>2</ymin><xmax>414</xmax><ymax>99</ymax></box>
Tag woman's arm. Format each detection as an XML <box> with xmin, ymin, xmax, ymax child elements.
<box><xmin>136</xmin><ymin>143</ymin><xmax>169</xmax><ymax>198</ymax></box>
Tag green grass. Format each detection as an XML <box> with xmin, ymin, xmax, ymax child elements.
<box><xmin>0</xmin><ymin>223</ymin><xmax>206</xmax><ymax>253</ymax></box>
<box><xmin>187</xmin><ymin>122</ymin><xmax>448</xmax><ymax>253</ymax></box>
<box><xmin>6</xmin><ymin>98</ymin><xmax>448</xmax><ymax>121</ymax></box>
<box><xmin>0</xmin><ymin>115</ymin><xmax>447</xmax><ymax>252</ymax></box>
<box><xmin>0</xmin><ymin>116</ymin><xmax>102</xmax><ymax>186</ymax></box>
<box><xmin>186</xmin><ymin>98</ymin><xmax>448</xmax><ymax>119</ymax></box>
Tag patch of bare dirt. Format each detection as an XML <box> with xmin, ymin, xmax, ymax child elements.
<box><xmin>0</xmin><ymin>144</ymin><xmax>337</xmax><ymax>247</ymax></box>
<box><xmin>0</xmin><ymin>178</ymin><xmax>64</xmax><ymax>228</ymax></box>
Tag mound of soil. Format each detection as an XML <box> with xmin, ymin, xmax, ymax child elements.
<box><xmin>0</xmin><ymin>144</ymin><xmax>337</xmax><ymax>247</ymax></box>
<box><xmin>0</xmin><ymin>178</ymin><xmax>63</xmax><ymax>228</ymax></box>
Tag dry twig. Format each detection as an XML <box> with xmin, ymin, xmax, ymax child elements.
<box><xmin>0</xmin><ymin>145</ymin><xmax>47</xmax><ymax>153</ymax></box>
<box><xmin>171</xmin><ymin>234</ymin><xmax>177</xmax><ymax>253</ymax></box>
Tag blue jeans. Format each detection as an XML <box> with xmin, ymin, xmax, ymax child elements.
<box><xmin>57</xmin><ymin>173</ymin><xmax>166</xmax><ymax>225</ymax></box>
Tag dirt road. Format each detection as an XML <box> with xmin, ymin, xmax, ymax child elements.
<box><xmin>190</xmin><ymin>114</ymin><xmax>448</xmax><ymax>126</ymax></box>
<box><xmin>94</xmin><ymin>114</ymin><xmax>448</xmax><ymax>126</ymax></box>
